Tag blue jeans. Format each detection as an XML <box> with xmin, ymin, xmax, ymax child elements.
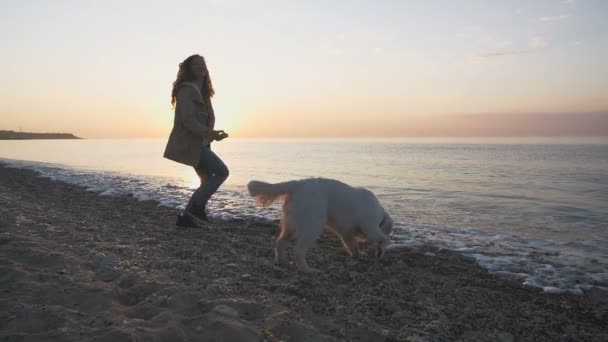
<box><xmin>185</xmin><ymin>145</ymin><xmax>229</xmax><ymax>215</ymax></box>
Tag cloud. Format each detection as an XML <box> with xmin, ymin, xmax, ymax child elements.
<box><xmin>474</xmin><ymin>37</ymin><xmax>549</xmax><ymax>60</ymax></box>
<box><xmin>473</xmin><ymin>34</ymin><xmax>552</xmax><ymax>61</ymax></box>
<box><xmin>496</xmin><ymin>40</ymin><xmax>512</xmax><ymax>49</ymax></box>
<box><xmin>474</xmin><ymin>50</ymin><xmax>528</xmax><ymax>59</ymax></box>
<box><xmin>530</xmin><ymin>35</ymin><xmax>550</xmax><ymax>48</ymax></box>
<box><xmin>539</xmin><ymin>14</ymin><xmax>570</xmax><ymax>22</ymax></box>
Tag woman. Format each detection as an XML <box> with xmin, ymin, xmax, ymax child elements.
<box><xmin>164</xmin><ymin>54</ymin><xmax>229</xmax><ymax>227</ymax></box>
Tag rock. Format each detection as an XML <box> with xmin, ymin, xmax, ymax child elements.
<box><xmin>92</xmin><ymin>252</ymin><xmax>119</xmax><ymax>269</ymax></box>
<box><xmin>92</xmin><ymin>328</ymin><xmax>132</xmax><ymax>342</ymax></box>
<box><xmin>140</xmin><ymin>238</ymin><xmax>157</xmax><ymax>245</ymax></box>
<box><xmin>213</xmin><ymin>304</ymin><xmax>240</xmax><ymax>318</ymax></box>
<box><xmin>197</xmin><ymin>315</ymin><xmax>259</xmax><ymax>342</ymax></box>
<box><xmin>118</xmin><ymin>272</ymin><xmax>139</xmax><ymax>288</ymax></box>
<box><xmin>335</xmin><ymin>305</ymin><xmax>347</xmax><ymax>315</ymax></box>
<box><xmin>265</xmin><ymin>317</ymin><xmax>327</xmax><ymax>342</ymax></box>
<box><xmin>583</xmin><ymin>287</ymin><xmax>608</xmax><ymax>304</ymax></box>
<box><xmin>497</xmin><ymin>331</ymin><xmax>515</xmax><ymax>342</ymax></box>
<box><xmin>96</xmin><ymin>266</ymin><xmax>122</xmax><ymax>282</ymax></box>
<box><xmin>348</xmin><ymin>271</ymin><xmax>361</xmax><ymax>279</ymax></box>
<box><xmin>123</xmin><ymin>318</ymin><xmax>146</xmax><ymax>327</ymax></box>
<box><xmin>0</xmin><ymin>232</ymin><xmax>12</xmax><ymax>244</ymax></box>
<box><xmin>206</xmin><ymin>283</ymin><xmax>226</xmax><ymax>296</ymax></box>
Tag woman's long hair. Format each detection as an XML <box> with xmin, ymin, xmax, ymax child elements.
<box><xmin>171</xmin><ymin>54</ymin><xmax>215</xmax><ymax>107</ymax></box>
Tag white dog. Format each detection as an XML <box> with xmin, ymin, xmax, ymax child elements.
<box><xmin>247</xmin><ymin>178</ymin><xmax>393</xmax><ymax>273</ymax></box>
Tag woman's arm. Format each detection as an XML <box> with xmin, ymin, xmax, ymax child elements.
<box><xmin>176</xmin><ymin>87</ymin><xmax>214</xmax><ymax>140</ymax></box>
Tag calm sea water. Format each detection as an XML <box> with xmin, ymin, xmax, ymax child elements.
<box><xmin>1</xmin><ymin>137</ymin><xmax>607</xmax><ymax>294</ymax></box>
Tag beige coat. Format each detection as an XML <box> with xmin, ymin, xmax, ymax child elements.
<box><xmin>163</xmin><ymin>82</ymin><xmax>216</xmax><ymax>166</ymax></box>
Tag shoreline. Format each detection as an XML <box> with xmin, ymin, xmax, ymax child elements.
<box><xmin>0</xmin><ymin>164</ymin><xmax>606</xmax><ymax>341</ymax></box>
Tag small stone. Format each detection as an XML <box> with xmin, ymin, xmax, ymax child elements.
<box><xmin>213</xmin><ymin>304</ymin><xmax>239</xmax><ymax>318</ymax></box>
<box><xmin>205</xmin><ymin>283</ymin><xmax>226</xmax><ymax>296</ymax></box>
<box><xmin>497</xmin><ymin>332</ymin><xmax>515</xmax><ymax>342</ymax></box>
<box><xmin>346</xmin><ymin>260</ymin><xmax>358</xmax><ymax>267</ymax></box>
<box><xmin>140</xmin><ymin>238</ymin><xmax>157</xmax><ymax>245</ymax></box>
<box><xmin>0</xmin><ymin>232</ymin><xmax>12</xmax><ymax>244</ymax></box>
<box><xmin>123</xmin><ymin>318</ymin><xmax>145</xmax><ymax>327</ymax></box>
<box><xmin>118</xmin><ymin>273</ymin><xmax>139</xmax><ymax>288</ymax></box>
<box><xmin>97</xmin><ymin>266</ymin><xmax>122</xmax><ymax>282</ymax></box>
<box><xmin>93</xmin><ymin>252</ymin><xmax>119</xmax><ymax>269</ymax></box>
<box><xmin>594</xmin><ymin>310</ymin><xmax>604</xmax><ymax>321</ymax></box>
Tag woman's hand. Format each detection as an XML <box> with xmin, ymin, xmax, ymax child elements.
<box><xmin>212</xmin><ymin>130</ymin><xmax>229</xmax><ymax>141</ymax></box>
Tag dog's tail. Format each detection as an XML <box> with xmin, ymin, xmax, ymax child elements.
<box><xmin>247</xmin><ymin>180</ymin><xmax>298</xmax><ymax>206</ymax></box>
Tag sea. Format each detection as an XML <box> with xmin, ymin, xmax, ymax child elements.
<box><xmin>1</xmin><ymin>137</ymin><xmax>607</xmax><ymax>295</ymax></box>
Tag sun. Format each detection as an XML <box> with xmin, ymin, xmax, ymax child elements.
<box><xmin>211</xmin><ymin>97</ymin><xmax>245</xmax><ymax>135</ymax></box>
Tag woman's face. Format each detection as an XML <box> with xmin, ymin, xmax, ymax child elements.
<box><xmin>190</xmin><ymin>57</ymin><xmax>208</xmax><ymax>80</ymax></box>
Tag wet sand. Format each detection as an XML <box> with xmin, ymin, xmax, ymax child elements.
<box><xmin>0</xmin><ymin>163</ymin><xmax>606</xmax><ymax>341</ymax></box>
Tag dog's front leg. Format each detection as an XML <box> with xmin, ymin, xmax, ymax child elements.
<box><xmin>366</xmin><ymin>243</ymin><xmax>379</xmax><ymax>258</ymax></box>
<box><xmin>376</xmin><ymin>238</ymin><xmax>390</xmax><ymax>258</ymax></box>
<box><xmin>360</xmin><ymin>223</ymin><xmax>390</xmax><ymax>258</ymax></box>
<box><xmin>340</xmin><ymin>235</ymin><xmax>360</xmax><ymax>258</ymax></box>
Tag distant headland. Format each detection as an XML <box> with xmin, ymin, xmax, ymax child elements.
<box><xmin>0</xmin><ymin>130</ymin><xmax>82</xmax><ymax>140</ymax></box>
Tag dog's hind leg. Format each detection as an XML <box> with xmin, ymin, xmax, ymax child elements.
<box><xmin>274</xmin><ymin>213</ymin><xmax>294</xmax><ymax>266</ymax></box>
<box><xmin>275</xmin><ymin>234</ymin><xmax>290</xmax><ymax>265</ymax></box>
<box><xmin>294</xmin><ymin>236</ymin><xmax>319</xmax><ymax>273</ymax></box>
<box><xmin>293</xmin><ymin>222</ymin><xmax>324</xmax><ymax>273</ymax></box>
<box><xmin>287</xmin><ymin>186</ymin><xmax>326</xmax><ymax>273</ymax></box>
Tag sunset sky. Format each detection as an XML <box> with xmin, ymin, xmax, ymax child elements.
<box><xmin>1</xmin><ymin>0</ymin><xmax>607</xmax><ymax>138</ymax></box>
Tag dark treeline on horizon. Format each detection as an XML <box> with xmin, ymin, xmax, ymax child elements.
<box><xmin>0</xmin><ymin>130</ymin><xmax>81</xmax><ymax>140</ymax></box>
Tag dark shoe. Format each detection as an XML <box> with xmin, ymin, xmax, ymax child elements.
<box><xmin>189</xmin><ymin>209</ymin><xmax>210</xmax><ymax>222</ymax></box>
<box><xmin>176</xmin><ymin>213</ymin><xmax>200</xmax><ymax>228</ymax></box>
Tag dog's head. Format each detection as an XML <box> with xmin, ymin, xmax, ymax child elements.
<box><xmin>376</xmin><ymin>210</ymin><xmax>393</xmax><ymax>258</ymax></box>
<box><xmin>379</xmin><ymin>210</ymin><xmax>394</xmax><ymax>236</ymax></box>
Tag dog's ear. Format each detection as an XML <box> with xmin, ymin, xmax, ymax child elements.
<box><xmin>380</xmin><ymin>211</ymin><xmax>393</xmax><ymax>236</ymax></box>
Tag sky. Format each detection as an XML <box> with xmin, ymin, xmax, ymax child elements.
<box><xmin>1</xmin><ymin>0</ymin><xmax>607</xmax><ymax>138</ymax></box>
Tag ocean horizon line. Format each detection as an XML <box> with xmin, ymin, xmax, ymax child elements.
<box><xmin>35</xmin><ymin>136</ymin><xmax>608</xmax><ymax>143</ymax></box>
